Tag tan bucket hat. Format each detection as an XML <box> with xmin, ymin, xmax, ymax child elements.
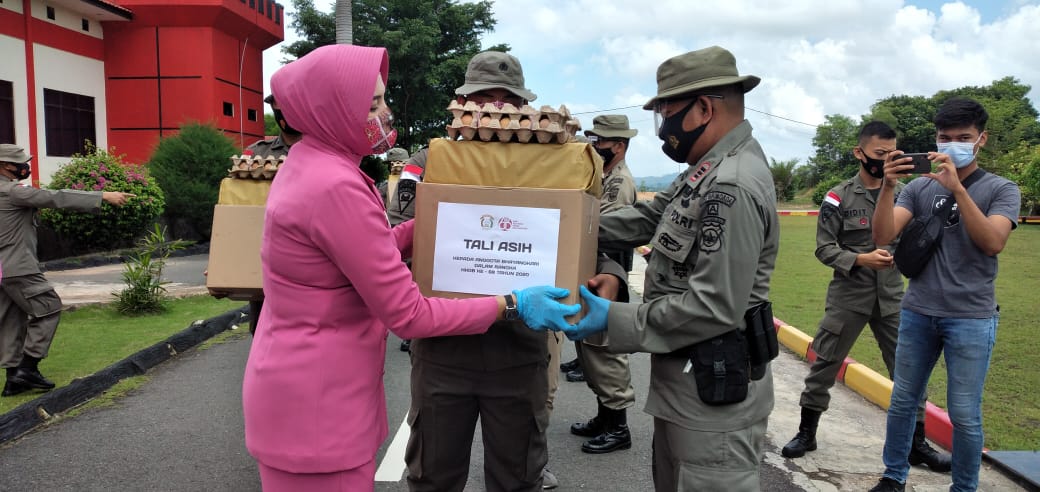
<box><xmin>585</xmin><ymin>115</ymin><xmax>638</xmax><ymax>139</ymax></box>
<box><xmin>455</xmin><ymin>51</ymin><xmax>537</xmax><ymax>102</ymax></box>
<box><xmin>0</xmin><ymin>144</ymin><xmax>32</xmax><ymax>163</ymax></box>
<box><xmin>386</xmin><ymin>148</ymin><xmax>410</xmax><ymax>162</ymax></box>
<box><xmin>643</xmin><ymin>46</ymin><xmax>760</xmax><ymax>110</ymax></box>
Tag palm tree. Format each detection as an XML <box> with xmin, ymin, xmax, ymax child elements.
<box><xmin>335</xmin><ymin>0</ymin><xmax>352</xmax><ymax>44</ymax></box>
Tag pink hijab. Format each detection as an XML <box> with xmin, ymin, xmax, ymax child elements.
<box><xmin>270</xmin><ymin>44</ymin><xmax>389</xmax><ymax>163</ymax></box>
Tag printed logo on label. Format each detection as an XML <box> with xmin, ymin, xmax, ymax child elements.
<box><xmin>496</xmin><ymin>217</ymin><xmax>527</xmax><ymax>231</ymax></box>
<box><xmin>480</xmin><ymin>214</ymin><xmax>495</xmax><ymax>230</ymax></box>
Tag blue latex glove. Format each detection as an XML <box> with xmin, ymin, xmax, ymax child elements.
<box><xmin>512</xmin><ymin>286</ymin><xmax>580</xmax><ymax>332</ymax></box>
<box><xmin>562</xmin><ymin>285</ymin><xmax>610</xmax><ymax>341</ymax></box>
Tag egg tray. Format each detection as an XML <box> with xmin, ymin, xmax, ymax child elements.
<box><xmin>228</xmin><ymin>154</ymin><xmax>285</xmax><ymax>179</ymax></box>
<box><xmin>445</xmin><ymin>101</ymin><xmax>582</xmax><ymax>144</ymax></box>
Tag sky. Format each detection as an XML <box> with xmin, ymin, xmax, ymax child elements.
<box><xmin>262</xmin><ymin>0</ymin><xmax>1040</xmax><ymax>179</ymax></box>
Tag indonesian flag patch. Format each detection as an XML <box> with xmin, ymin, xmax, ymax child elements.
<box><xmin>823</xmin><ymin>191</ymin><xmax>841</xmax><ymax>208</ymax></box>
<box><xmin>401</xmin><ymin>164</ymin><xmax>423</xmax><ymax>182</ymax></box>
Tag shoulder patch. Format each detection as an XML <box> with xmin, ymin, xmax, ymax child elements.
<box><xmin>824</xmin><ymin>191</ymin><xmax>841</xmax><ymax>208</ymax></box>
<box><xmin>703</xmin><ymin>190</ymin><xmax>735</xmax><ymax>207</ymax></box>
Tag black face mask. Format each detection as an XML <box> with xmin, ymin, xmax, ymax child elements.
<box><xmin>272</xmin><ymin>107</ymin><xmax>302</xmax><ymax>137</ymax></box>
<box><xmin>595</xmin><ymin>145</ymin><xmax>616</xmax><ymax>167</ymax></box>
<box><xmin>658</xmin><ymin>100</ymin><xmax>708</xmax><ymax>163</ymax></box>
<box><xmin>860</xmin><ymin>153</ymin><xmax>885</xmax><ymax>179</ymax></box>
<box><xmin>11</xmin><ymin>162</ymin><xmax>31</xmax><ymax>180</ymax></box>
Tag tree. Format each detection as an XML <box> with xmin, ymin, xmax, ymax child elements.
<box><xmin>768</xmin><ymin>157</ymin><xmax>799</xmax><ymax>202</ymax></box>
<box><xmin>335</xmin><ymin>0</ymin><xmax>352</xmax><ymax>44</ymax></box>
<box><xmin>807</xmin><ymin>114</ymin><xmax>860</xmax><ymax>183</ymax></box>
<box><xmin>999</xmin><ymin>141</ymin><xmax>1040</xmax><ymax>214</ymax></box>
<box><xmin>283</xmin><ymin>0</ymin><xmax>504</xmax><ymax>153</ymax></box>
<box><xmin>147</xmin><ymin>122</ymin><xmax>239</xmax><ymax>238</ymax></box>
<box><xmin>870</xmin><ymin>77</ymin><xmax>1040</xmax><ymax>176</ymax></box>
<box><xmin>263</xmin><ymin>113</ymin><xmax>279</xmax><ymax>136</ymax></box>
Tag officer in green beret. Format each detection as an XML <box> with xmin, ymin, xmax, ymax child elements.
<box><xmin>560</xmin><ymin>46</ymin><xmax>779</xmax><ymax>491</ymax></box>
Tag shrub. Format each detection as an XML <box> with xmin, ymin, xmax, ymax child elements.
<box><xmin>40</xmin><ymin>144</ymin><xmax>165</xmax><ymax>252</ymax></box>
<box><xmin>148</xmin><ymin>122</ymin><xmax>239</xmax><ymax>238</ymax></box>
<box><xmin>112</xmin><ymin>224</ymin><xmax>187</xmax><ymax>315</ymax></box>
<box><xmin>811</xmin><ymin>175</ymin><xmax>845</xmax><ymax>206</ymax></box>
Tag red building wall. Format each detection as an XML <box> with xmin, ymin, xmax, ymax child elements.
<box><xmin>103</xmin><ymin>0</ymin><xmax>282</xmax><ymax>164</ymax></box>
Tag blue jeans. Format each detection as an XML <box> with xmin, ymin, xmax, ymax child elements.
<box><xmin>882</xmin><ymin>309</ymin><xmax>997</xmax><ymax>491</ymax></box>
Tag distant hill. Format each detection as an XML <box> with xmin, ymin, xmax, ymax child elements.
<box><xmin>633</xmin><ymin>173</ymin><xmax>679</xmax><ymax>191</ymax></box>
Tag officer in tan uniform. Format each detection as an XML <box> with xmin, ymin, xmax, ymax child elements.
<box><xmin>567</xmin><ymin>115</ymin><xmax>638</xmax><ymax>454</ymax></box>
<box><xmin>240</xmin><ymin>95</ymin><xmax>301</xmax><ymax>335</ymax></box>
<box><xmin>397</xmin><ymin>51</ymin><xmax>627</xmax><ymax>491</ymax></box>
<box><xmin>246</xmin><ymin>94</ymin><xmax>301</xmax><ymax>159</ymax></box>
<box><xmin>380</xmin><ymin>147</ymin><xmax>410</xmax><ymax>209</ymax></box>
<box><xmin>0</xmin><ymin>144</ymin><xmax>134</xmax><ymax>397</ymax></box>
<box><xmin>781</xmin><ymin>121</ymin><xmax>950</xmax><ymax>471</ymax></box>
<box><xmin>561</xmin><ymin>46</ymin><xmax>779</xmax><ymax>491</ymax></box>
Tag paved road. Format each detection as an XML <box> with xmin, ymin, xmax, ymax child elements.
<box><xmin>0</xmin><ymin>255</ymin><xmax>1022</xmax><ymax>491</ymax></box>
<box><xmin>45</xmin><ymin>254</ymin><xmax>211</xmax><ymax>307</ymax></box>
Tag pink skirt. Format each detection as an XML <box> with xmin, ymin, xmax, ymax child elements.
<box><xmin>257</xmin><ymin>460</ymin><xmax>376</xmax><ymax>492</ymax></box>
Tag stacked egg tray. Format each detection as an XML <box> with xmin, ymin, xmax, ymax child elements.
<box><xmin>227</xmin><ymin>154</ymin><xmax>285</xmax><ymax>180</ymax></box>
<box><xmin>446</xmin><ymin>101</ymin><xmax>582</xmax><ymax>144</ymax></box>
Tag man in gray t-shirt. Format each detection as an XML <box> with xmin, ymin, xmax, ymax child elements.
<box><xmin>868</xmin><ymin>97</ymin><xmax>1021</xmax><ymax>492</ymax></box>
<box><xmin>896</xmin><ymin>172</ymin><xmax>1019</xmax><ymax>318</ymax></box>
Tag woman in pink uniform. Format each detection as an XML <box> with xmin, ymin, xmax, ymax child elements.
<box><xmin>241</xmin><ymin>45</ymin><xmax>574</xmax><ymax>491</ymax></box>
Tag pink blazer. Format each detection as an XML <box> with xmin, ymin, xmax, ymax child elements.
<box><xmin>242</xmin><ymin>45</ymin><xmax>498</xmax><ymax>473</ymax></box>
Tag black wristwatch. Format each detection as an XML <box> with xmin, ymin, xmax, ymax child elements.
<box><xmin>504</xmin><ymin>295</ymin><xmax>521</xmax><ymax>321</ymax></box>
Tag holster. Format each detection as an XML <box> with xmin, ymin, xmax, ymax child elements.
<box><xmin>688</xmin><ymin>329</ymin><xmax>749</xmax><ymax>406</ymax></box>
<box><xmin>744</xmin><ymin>302</ymin><xmax>777</xmax><ymax>380</ymax></box>
<box><xmin>675</xmin><ymin>302</ymin><xmax>777</xmax><ymax>406</ymax></box>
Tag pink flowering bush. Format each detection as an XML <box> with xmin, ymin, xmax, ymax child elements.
<box><xmin>40</xmin><ymin>143</ymin><xmax>165</xmax><ymax>251</ymax></box>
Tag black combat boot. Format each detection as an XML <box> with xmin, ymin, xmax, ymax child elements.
<box><xmin>11</xmin><ymin>355</ymin><xmax>55</xmax><ymax>390</ymax></box>
<box><xmin>581</xmin><ymin>407</ymin><xmax>632</xmax><ymax>454</ymax></box>
<box><xmin>571</xmin><ymin>401</ymin><xmax>606</xmax><ymax>437</ymax></box>
<box><xmin>909</xmin><ymin>421</ymin><xmax>952</xmax><ymax>472</ymax></box>
<box><xmin>2</xmin><ymin>367</ymin><xmax>28</xmax><ymax>397</ymax></box>
<box><xmin>867</xmin><ymin>477</ymin><xmax>905</xmax><ymax>492</ymax></box>
<box><xmin>781</xmin><ymin>407</ymin><xmax>821</xmax><ymax>458</ymax></box>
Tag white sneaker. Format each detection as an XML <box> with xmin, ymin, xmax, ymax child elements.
<box><xmin>542</xmin><ymin>467</ymin><xmax>558</xmax><ymax>489</ymax></box>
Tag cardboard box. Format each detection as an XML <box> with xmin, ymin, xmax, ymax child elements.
<box><xmin>412</xmin><ymin>183</ymin><xmax>599</xmax><ymax>320</ymax></box>
<box><xmin>217</xmin><ymin>178</ymin><xmax>271</xmax><ymax>206</ymax></box>
<box><xmin>425</xmin><ymin>139</ymin><xmax>603</xmax><ymax>197</ymax></box>
<box><xmin>206</xmin><ymin>204</ymin><xmax>265</xmax><ymax>301</ymax></box>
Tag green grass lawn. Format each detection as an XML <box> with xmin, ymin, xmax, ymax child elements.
<box><xmin>770</xmin><ymin>215</ymin><xmax>1040</xmax><ymax>450</ymax></box>
<box><xmin>0</xmin><ymin>295</ymin><xmax>242</xmax><ymax>415</ymax></box>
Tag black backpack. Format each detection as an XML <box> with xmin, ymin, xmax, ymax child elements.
<box><xmin>894</xmin><ymin>169</ymin><xmax>985</xmax><ymax>278</ymax></box>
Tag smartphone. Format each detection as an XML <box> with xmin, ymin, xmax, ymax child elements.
<box><xmin>900</xmin><ymin>153</ymin><xmax>932</xmax><ymax>173</ymax></box>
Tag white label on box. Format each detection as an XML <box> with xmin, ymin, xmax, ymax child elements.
<box><xmin>432</xmin><ymin>202</ymin><xmax>560</xmax><ymax>295</ymax></box>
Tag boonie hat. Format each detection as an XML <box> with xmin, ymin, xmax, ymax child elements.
<box><xmin>455</xmin><ymin>51</ymin><xmax>537</xmax><ymax>102</ymax></box>
<box><xmin>643</xmin><ymin>46</ymin><xmax>760</xmax><ymax>110</ymax></box>
<box><xmin>0</xmin><ymin>144</ymin><xmax>32</xmax><ymax>163</ymax></box>
<box><xmin>386</xmin><ymin>148</ymin><xmax>410</xmax><ymax>162</ymax></box>
<box><xmin>585</xmin><ymin>115</ymin><xmax>638</xmax><ymax>139</ymax></box>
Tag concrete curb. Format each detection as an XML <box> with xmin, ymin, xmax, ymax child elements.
<box><xmin>772</xmin><ymin>316</ymin><xmax>1040</xmax><ymax>491</ymax></box>
<box><xmin>773</xmin><ymin>316</ymin><xmax>954</xmax><ymax>449</ymax></box>
<box><xmin>0</xmin><ymin>305</ymin><xmax>249</xmax><ymax>445</ymax></box>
